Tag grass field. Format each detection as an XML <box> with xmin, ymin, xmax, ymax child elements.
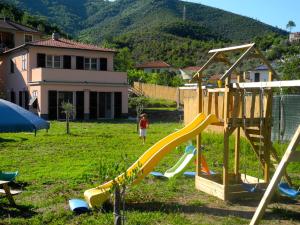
<box><xmin>0</xmin><ymin>120</ymin><xmax>299</xmax><ymax>225</ymax></box>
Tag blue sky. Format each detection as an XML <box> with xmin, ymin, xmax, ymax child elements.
<box><xmin>183</xmin><ymin>0</ymin><xmax>300</xmax><ymax>31</ymax></box>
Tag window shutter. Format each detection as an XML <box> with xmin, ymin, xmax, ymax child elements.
<box><xmin>100</xmin><ymin>58</ymin><xmax>108</xmax><ymax>71</ymax></box>
<box><xmin>63</xmin><ymin>55</ymin><xmax>71</xmax><ymax>69</ymax></box>
<box><xmin>76</xmin><ymin>56</ymin><xmax>84</xmax><ymax>70</ymax></box>
<box><xmin>37</xmin><ymin>53</ymin><xmax>46</xmax><ymax>68</ymax></box>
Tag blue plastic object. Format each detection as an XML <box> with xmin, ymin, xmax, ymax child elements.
<box><xmin>69</xmin><ymin>199</ymin><xmax>89</xmax><ymax>213</ymax></box>
<box><xmin>150</xmin><ymin>172</ymin><xmax>167</xmax><ymax>179</ymax></box>
<box><xmin>0</xmin><ymin>99</ymin><xmax>49</xmax><ymax>133</ymax></box>
<box><xmin>185</xmin><ymin>145</ymin><xmax>196</xmax><ymax>154</ymax></box>
<box><xmin>183</xmin><ymin>171</ymin><xmax>195</xmax><ymax>177</ymax></box>
<box><xmin>278</xmin><ymin>183</ymin><xmax>300</xmax><ymax>198</ymax></box>
<box><xmin>0</xmin><ymin>171</ymin><xmax>18</xmax><ymax>181</ymax></box>
<box><xmin>183</xmin><ymin>170</ymin><xmax>216</xmax><ymax>177</ymax></box>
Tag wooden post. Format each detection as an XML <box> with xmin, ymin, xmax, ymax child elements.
<box><xmin>263</xmin><ymin>71</ymin><xmax>273</xmax><ymax>183</ymax></box>
<box><xmin>223</xmin><ymin>77</ymin><xmax>230</xmax><ymax>200</ymax></box>
<box><xmin>196</xmin><ymin>78</ymin><xmax>203</xmax><ymax>176</ymax></box>
<box><xmin>234</xmin><ymin>74</ymin><xmax>242</xmax><ymax>182</ymax></box>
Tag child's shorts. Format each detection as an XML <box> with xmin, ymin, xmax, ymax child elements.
<box><xmin>139</xmin><ymin>129</ymin><xmax>146</xmax><ymax>137</ymax></box>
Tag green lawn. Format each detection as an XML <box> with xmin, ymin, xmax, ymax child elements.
<box><xmin>0</xmin><ymin>121</ymin><xmax>299</xmax><ymax>225</ymax></box>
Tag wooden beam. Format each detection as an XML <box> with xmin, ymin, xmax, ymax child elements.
<box><xmin>250</xmin><ymin>125</ymin><xmax>300</xmax><ymax>225</ymax></box>
<box><xmin>220</xmin><ymin>44</ymin><xmax>256</xmax><ymax>81</ymax></box>
<box><xmin>190</xmin><ymin>52</ymin><xmax>219</xmax><ymax>82</ymax></box>
<box><xmin>209</xmin><ymin>43</ymin><xmax>255</xmax><ymax>53</ymax></box>
<box><xmin>232</xmin><ymin>80</ymin><xmax>300</xmax><ymax>89</ymax></box>
<box><xmin>196</xmin><ymin>78</ymin><xmax>203</xmax><ymax>177</ymax></box>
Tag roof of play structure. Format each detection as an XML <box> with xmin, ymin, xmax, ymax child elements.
<box><xmin>191</xmin><ymin>43</ymin><xmax>278</xmax><ymax>83</ymax></box>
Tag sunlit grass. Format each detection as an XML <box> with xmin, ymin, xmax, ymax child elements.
<box><xmin>0</xmin><ymin>120</ymin><xmax>298</xmax><ymax>224</ymax></box>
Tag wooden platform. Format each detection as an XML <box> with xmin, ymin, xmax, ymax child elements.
<box><xmin>195</xmin><ymin>173</ymin><xmax>267</xmax><ymax>201</ymax></box>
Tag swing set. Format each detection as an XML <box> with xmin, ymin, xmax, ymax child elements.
<box><xmin>189</xmin><ymin>43</ymin><xmax>300</xmax><ymax>202</ymax></box>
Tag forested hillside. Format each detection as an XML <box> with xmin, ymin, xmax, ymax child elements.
<box><xmin>5</xmin><ymin>0</ymin><xmax>286</xmax><ymax>41</ymax></box>
<box><xmin>0</xmin><ymin>2</ymin><xmax>65</xmax><ymax>36</ymax></box>
<box><xmin>3</xmin><ymin>0</ymin><xmax>297</xmax><ymax>80</ymax></box>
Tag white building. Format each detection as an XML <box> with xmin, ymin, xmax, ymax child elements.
<box><xmin>248</xmin><ymin>65</ymin><xmax>270</xmax><ymax>82</ymax></box>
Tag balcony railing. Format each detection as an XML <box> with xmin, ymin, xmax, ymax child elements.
<box><xmin>31</xmin><ymin>68</ymin><xmax>127</xmax><ymax>84</ymax></box>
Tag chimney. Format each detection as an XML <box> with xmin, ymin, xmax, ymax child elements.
<box><xmin>52</xmin><ymin>32</ymin><xmax>60</xmax><ymax>41</ymax></box>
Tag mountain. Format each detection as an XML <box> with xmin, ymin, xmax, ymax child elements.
<box><xmin>3</xmin><ymin>0</ymin><xmax>288</xmax><ymax>68</ymax></box>
<box><xmin>5</xmin><ymin>0</ymin><xmax>286</xmax><ymax>41</ymax></box>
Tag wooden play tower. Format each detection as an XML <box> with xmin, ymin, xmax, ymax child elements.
<box><xmin>191</xmin><ymin>43</ymin><xmax>290</xmax><ymax>201</ymax></box>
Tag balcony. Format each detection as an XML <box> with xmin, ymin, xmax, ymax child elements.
<box><xmin>31</xmin><ymin>68</ymin><xmax>127</xmax><ymax>85</ymax></box>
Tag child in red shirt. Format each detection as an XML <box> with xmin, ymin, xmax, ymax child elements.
<box><xmin>139</xmin><ymin>113</ymin><xmax>149</xmax><ymax>144</ymax></box>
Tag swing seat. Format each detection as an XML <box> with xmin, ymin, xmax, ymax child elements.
<box><xmin>278</xmin><ymin>183</ymin><xmax>300</xmax><ymax>198</ymax></box>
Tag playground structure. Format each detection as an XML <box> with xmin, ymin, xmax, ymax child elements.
<box><xmin>80</xmin><ymin>43</ymin><xmax>300</xmax><ymax>223</ymax></box>
<box><xmin>189</xmin><ymin>43</ymin><xmax>295</xmax><ymax>201</ymax></box>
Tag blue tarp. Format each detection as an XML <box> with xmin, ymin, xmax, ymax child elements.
<box><xmin>0</xmin><ymin>99</ymin><xmax>49</xmax><ymax>133</ymax></box>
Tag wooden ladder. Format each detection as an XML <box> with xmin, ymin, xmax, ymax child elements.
<box><xmin>243</xmin><ymin>127</ymin><xmax>292</xmax><ymax>185</ymax></box>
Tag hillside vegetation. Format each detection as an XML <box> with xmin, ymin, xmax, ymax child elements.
<box><xmin>3</xmin><ymin>0</ymin><xmax>299</xmax><ymax>86</ymax></box>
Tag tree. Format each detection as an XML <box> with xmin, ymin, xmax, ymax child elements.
<box><xmin>62</xmin><ymin>102</ymin><xmax>74</xmax><ymax>134</ymax></box>
<box><xmin>97</xmin><ymin>156</ymin><xmax>141</xmax><ymax>225</ymax></box>
<box><xmin>114</xmin><ymin>47</ymin><xmax>134</xmax><ymax>72</ymax></box>
<box><xmin>286</xmin><ymin>20</ymin><xmax>296</xmax><ymax>33</ymax></box>
<box><xmin>129</xmin><ymin>97</ymin><xmax>147</xmax><ymax>132</ymax></box>
<box><xmin>278</xmin><ymin>55</ymin><xmax>300</xmax><ymax>94</ymax></box>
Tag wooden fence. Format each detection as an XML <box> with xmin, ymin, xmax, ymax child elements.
<box><xmin>133</xmin><ymin>82</ymin><xmax>195</xmax><ymax>105</ymax></box>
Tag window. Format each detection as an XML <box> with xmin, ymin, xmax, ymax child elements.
<box><xmin>46</xmin><ymin>55</ymin><xmax>61</xmax><ymax>68</ymax></box>
<box><xmin>76</xmin><ymin>56</ymin><xmax>84</xmax><ymax>70</ymax></box>
<box><xmin>54</xmin><ymin>56</ymin><xmax>61</xmax><ymax>68</ymax></box>
<box><xmin>10</xmin><ymin>59</ymin><xmax>14</xmax><ymax>73</ymax></box>
<box><xmin>37</xmin><ymin>53</ymin><xmax>46</xmax><ymax>68</ymax></box>
<box><xmin>99</xmin><ymin>58</ymin><xmax>107</xmax><ymax>71</ymax></box>
<box><xmin>22</xmin><ymin>55</ymin><xmax>27</xmax><ymax>70</ymax></box>
<box><xmin>84</xmin><ymin>58</ymin><xmax>97</xmax><ymax>70</ymax></box>
<box><xmin>63</xmin><ymin>55</ymin><xmax>71</xmax><ymax>69</ymax></box>
<box><xmin>24</xmin><ymin>34</ymin><xmax>33</xmax><ymax>43</ymax></box>
<box><xmin>84</xmin><ymin>58</ymin><xmax>90</xmax><ymax>70</ymax></box>
<box><xmin>91</xmin><ymin>58</ymin><xmax>97</xmax><ymax>71</ymax></box>
<box><xmin>46</xmin><ymin>55</ymin><xmax>53</xmax><ymax>68</ymax></box>
<box><xmin>254</xmin><ymin>73</ymin><xmax>260</xmax><ymax>82</ymax></box>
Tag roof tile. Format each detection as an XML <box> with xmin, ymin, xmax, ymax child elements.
<box><xmin>28</xmin><ymin>38</ymin><xmax>116</xmax><ymax>52</ymax></box>
<box><xmin>137</xmin><ymin>61</ymin><xmax>171</xmax><ymax>68</ymax></box>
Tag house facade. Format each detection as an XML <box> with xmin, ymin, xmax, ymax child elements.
<box><xmin>289</xmin><ymin>32</ymin><xmax>300</xmax><ymax>43</ymax></box>
<box><xmin>0</xmin><ymin>20</ymin><xmax>128</xmax><ymax>120</ymax></box>
<box><xmin>0</xmin><ymin>18</ymin><xmax>42</xmax><ymax>51</ymax></box>
<box><xmin>248</xmin><ymin>65</ymin><xmax>270</xmax><ymax>82</ymax></box>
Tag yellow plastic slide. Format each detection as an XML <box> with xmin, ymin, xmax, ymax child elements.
<box><xmin>84</xmin><ymin>113</ymin><xmax>219</xmax><ymax>207</ymax></box>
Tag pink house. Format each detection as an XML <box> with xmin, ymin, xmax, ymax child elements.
<box><xmin>0</xmin><ymin>19</ymin><xmax>128</xmax><ymax>120</ymax></box>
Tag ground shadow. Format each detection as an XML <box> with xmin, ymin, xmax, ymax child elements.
<box><xmin>124</xmin><ymin>201</ymin><xmax>300</xmax><ymax>222</ymax></box>
<box><xmin>0</xmin><ymin>137</ymin><xmax>19</xmax><ymax>143</ymax></box>
<box><xmin>0</xmin><ymin>203</ymin><xmax>36</xmax><ymax>219</ymax></box>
